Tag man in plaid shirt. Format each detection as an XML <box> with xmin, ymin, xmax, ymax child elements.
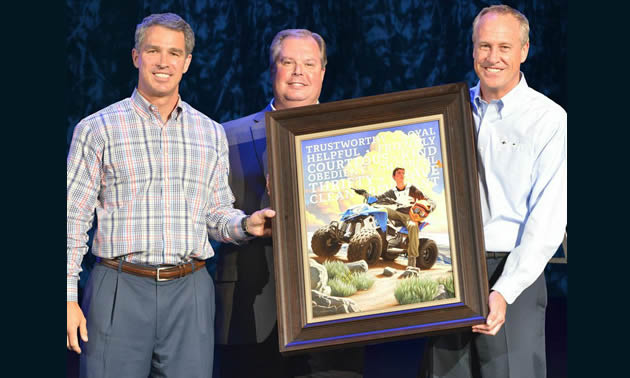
<box><xmin>66</xmin><ymin>13</ymin><xmax>275</xmax><ymax>377</ymax></box>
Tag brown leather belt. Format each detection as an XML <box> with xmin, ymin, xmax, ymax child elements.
<box><xmin>486</xmin><ymin>251</ymin><xmax>509</xmax><ymax>259</ymax></box>
<box><xmin>98</xmin><ymin>258</ymin><xmax>206</xmax><ymax>282</ymax></box>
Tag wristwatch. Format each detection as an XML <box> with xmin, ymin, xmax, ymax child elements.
<box><xmin>241</xmin><ymin>215</ymin><xmax>254</xmax><ymax>237</ymax></box>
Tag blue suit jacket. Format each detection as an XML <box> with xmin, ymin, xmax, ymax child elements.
<box><xmin>215</xmin><ymin>105</ymin><xmax>276</xmax><ymax>344</ymax></box>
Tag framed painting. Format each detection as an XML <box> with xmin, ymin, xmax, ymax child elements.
<box><xmin>266</xmin><ymin>82</ymin><xmax>488</xmax><ymax>353</ymax></box>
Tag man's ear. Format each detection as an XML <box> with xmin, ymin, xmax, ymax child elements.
<box><xmin>132</xmin><ymin>48</ymin><xmax>139</xmax><ymax>68</ymax></box>
<box><xmin>182</xmin><ymin>54</ymin><xmax>192</xmax><ymax>74</ymax></box>
<box><xmin>520</xmin><ymin>41</ymin><xmax>530</xmax><ymax>64</ymax></box>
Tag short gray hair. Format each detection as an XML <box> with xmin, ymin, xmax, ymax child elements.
<box><xmin>135</xmin><ymin>13</ymin><xmax>195</xmax><ymax>55</ymax></box>
<box><xmin>472</xmin><ymin>5</ymin><xmax>530</xmax><ymax>46</ymax></box>
<box><xmin>269</xmin><ymin>29</ymin><xmax>327</xmax><ymax>72</ymax></box>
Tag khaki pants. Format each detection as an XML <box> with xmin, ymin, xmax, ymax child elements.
<box><xmin>385</xmin><ymin>208</ymin><xmax>419</xmax><ymax>257</ymax></box>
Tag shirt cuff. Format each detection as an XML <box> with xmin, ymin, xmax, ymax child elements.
<box><xmin>67</xmin><ymin>277</ymin><xmax>78</xmax><ymax>302</ymax></box>
<box><xmin>231</xmin><ymin>215</ymin><xmax>256</xmax><ymax>242</ymax></box>
<box><xmin>490</xmin><ymin>277</ymin><xmax>518</xmax><ymax>304</ymax></box>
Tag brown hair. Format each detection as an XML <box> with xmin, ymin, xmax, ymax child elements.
<box><xmin>135</xmin><ymin>13</ymin><xmax>195</xmax><ymax>55</ymax></box>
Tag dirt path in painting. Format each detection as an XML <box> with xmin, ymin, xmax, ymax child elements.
<box><xmin>310</xmin><ymin>252</ymin><xmax>453</xmax><ymax>313</ymax></box>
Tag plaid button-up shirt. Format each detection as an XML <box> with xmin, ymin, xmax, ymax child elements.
<box><xmin>67</xmin><ymin>89</ymin><xmax>248</xmax><ymax>302</ymax></box>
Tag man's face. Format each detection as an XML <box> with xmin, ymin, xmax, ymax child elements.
<box><xmin>132</xmin><ymin>25</ymin><xmax>192</xmax><ymax>103</ymax></box>
<box><xmin>472</xmin><ymin>12</ymin><xmax>529</xmax><ymax>101</ymax></box>
<box><xmin>272</xmin><ymin>36</ymin><xmax>325</xmax><ymax>110</ymax></box>
<box><xmin>393</xmin><ymin>169</ymin><xmax>405</xmax><ymax>187</ymax></box>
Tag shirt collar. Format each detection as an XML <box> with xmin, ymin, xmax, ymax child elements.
<box><xmin>498</xmin><ymin>73</ymin><xmax>528</xmax><ymax>117</ymax></box>
<box><xmin>471</xmin><ymin>73</ymin><xmax>528</xmax><ymax>119</ymax></box>
<box><xmin>269</xmin><ymin>98</ymin><xmax>319</xmax><ymax>111</ymax></box>
<box><xmin>131</xmin><ymin>88</ymin><xmax>184</xmax><ymax>121</ymax></box>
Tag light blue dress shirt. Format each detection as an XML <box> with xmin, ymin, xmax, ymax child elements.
<box><xmin>471</xmin><ymin>74</ymin><xmax>567</xmax><ymax>304</ymax></box>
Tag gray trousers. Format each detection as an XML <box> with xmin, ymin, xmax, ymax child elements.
<box><xmin>80</xmin><ymin>263</ymin><xmax>215</xmax><ymax>378</ymax></box>
<box><xmin>419</xmin><ymin>255</ymin><xmax>548</xmax><ymax>378</ymax></box>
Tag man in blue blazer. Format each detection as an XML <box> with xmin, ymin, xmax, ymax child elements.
<box><xmin>213</xmin><ymin>29</ymin><xmax>364</xmax><ymax>378</ymax></box>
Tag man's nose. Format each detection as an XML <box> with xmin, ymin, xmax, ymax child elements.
<box><xmin>292</xmin><ymin>63</ymin><xmax>303</xmax><ymax>75</ymax></box>
<box><xmin>158</xmin><ymin>52</ymin><xmax>169</xmax><ymax>67</ymax></box>
<box><xmin>487</xmin><ymin>47</ymin><xmax>500</xmax><ymax>63</ymax></box>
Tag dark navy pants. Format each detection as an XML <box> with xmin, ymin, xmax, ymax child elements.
<box><xmin>80</xmin><ymin>263</ymin><xmax>215</xmax><ymax>378</ymax></box>
<box><xmin>420</xmin><ymin>255</ymin><xmax>548</xmax><ymax>378</ymax></box>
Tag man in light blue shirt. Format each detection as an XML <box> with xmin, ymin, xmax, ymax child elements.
<box><xmin>420</xmin><ymin>5</ymin><xmax>566</xmax><ymax>378</ymax></box>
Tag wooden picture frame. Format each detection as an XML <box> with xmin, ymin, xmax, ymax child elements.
<box><xmin>266</xmin><ymin>82</ymin><xmax>488</xmax><ymax>353</ymax></box>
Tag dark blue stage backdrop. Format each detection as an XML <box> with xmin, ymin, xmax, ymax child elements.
<box><xmin>66</xmin><ymin>0</ymin><xmax>567</xmax><ymax>377</ymax></box>
<box><xmin>66</xmin><ymin>0</ymin><xmax>567</xmax><ymax>151</ymax></box>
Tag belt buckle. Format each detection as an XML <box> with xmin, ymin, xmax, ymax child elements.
<box><xmin>156</xmin><ymin>266</ymin><xmax>169</xmax><ymax>282</ymax></box>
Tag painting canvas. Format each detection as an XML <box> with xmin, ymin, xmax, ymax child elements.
<box><xmin>298</xmin><ymin>115</ymin><xmax>460</xmax><ymax>322</ymax></box>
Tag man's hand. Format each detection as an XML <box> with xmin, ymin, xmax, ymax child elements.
<box><xmin>246</xmin><ymin>208</ymin><xmax>276</xmax><ymax>237</ymax></box>
<box><xmin>67</xmin><ymin>301</ymin><xmax>88</xmax><ymax>354</ymax></box>
<box><xmin>472</xmin><ymin>290</ymin><xmax>507</xmax><ymax>336</ymax></box>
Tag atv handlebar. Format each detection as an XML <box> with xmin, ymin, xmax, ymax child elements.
<box><xmin>351</xmin><ymin>188</ymin><xmax>367</xmax><ymax>196</ymax></box>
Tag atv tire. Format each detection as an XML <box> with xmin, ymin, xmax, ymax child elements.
<box><xmin>416</xmin><ymin>238</ymin><xmax>438</xmax><ymax>270</ymax></box>
<box><xmin>347</xmin><ymin>228</ymin><xmax>382</xmax><ymax>264</ymax></box>
<box><xmin>311</xmin><ymin>225</ymin><xmax>342</xmax><ymax>257</ymax></box>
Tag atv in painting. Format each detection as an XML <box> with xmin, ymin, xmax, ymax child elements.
<box><xmin>310</xmin><ymin>188</ymin><xmax>438</xmax><ymax>269</ymax></box>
